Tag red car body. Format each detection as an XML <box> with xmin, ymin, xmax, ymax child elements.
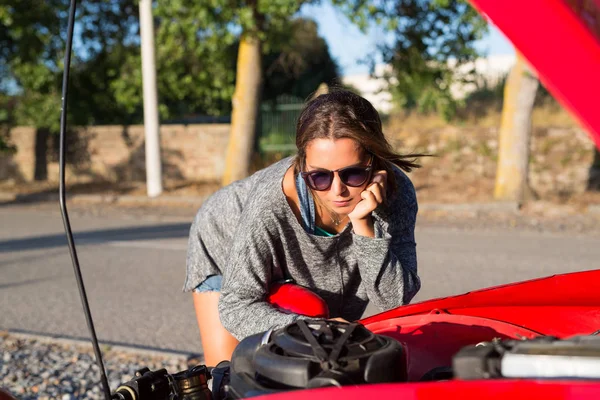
<box><xmin>256</xmin><ymin>270</ymin><xmax>600</xmax><ymax>399</ymax></box>
<box><xmin>363</xmin><ymin>269</ymin><xmax>600</xmax><ymax>384</ymax></box>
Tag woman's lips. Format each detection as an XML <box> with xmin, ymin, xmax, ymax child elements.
<box><xmin>332</xmin><ymin>200</ymin><xmax>351</xmax><ymax>207</ymax></box>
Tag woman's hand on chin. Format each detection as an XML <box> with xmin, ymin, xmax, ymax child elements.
<box><xmin>348</xmin><ymin>170</ymin><xmax>387</xmax><ymax>237</ymax></box>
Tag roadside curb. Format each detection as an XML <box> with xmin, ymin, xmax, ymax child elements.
<box><xmin>0</xmin><ymin>192</ymin><xmax>208</xmax><ymax>207</ymax></box>
<box><xmin>0</xmin><ymin>192</ymin><xmax>17</xmax><ymax>202</ymax></box>
<box><xmin>73</xmin><ymin>193</ymin><xmax>208</xmax><ymax>206</ymax></box>
<box><xmin>2</xmin><ymin>329</ymin><xmax>202</xmax><ymax>363</ymax></box>
<box><xmin>419</xmin><ymin>201</ymin><xmax>520</xmax><ymax>213</ymax></box>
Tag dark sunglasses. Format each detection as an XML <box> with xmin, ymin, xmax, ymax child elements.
<box><xmin>301</xmin><ymin>157</ymin><xmax>374</xmax><ymax>191</ymax></box>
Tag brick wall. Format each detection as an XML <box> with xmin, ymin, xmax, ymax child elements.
<box><xmin>0</xmin><ymin>124</ymin><xmax>230</xmax><ymax>183</ymax></box>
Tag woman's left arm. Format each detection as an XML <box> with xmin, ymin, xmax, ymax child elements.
<box><xmin>351</xmin><ymin>182</ymin><xmax>421</xmax><ymax>311</ymax></box>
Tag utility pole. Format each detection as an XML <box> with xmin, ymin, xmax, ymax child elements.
<box><xmin>139</xmin><ymin>0</ymin><xmax>162</xmax><ymax>197</ymax></box>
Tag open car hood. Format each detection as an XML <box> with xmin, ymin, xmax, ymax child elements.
<box><xmin>468</xmin><ymin>0</ymin><xmax>600</xmax><ymax>148</ymax></box>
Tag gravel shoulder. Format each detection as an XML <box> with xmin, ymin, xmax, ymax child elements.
<box><xmin>0</xmin><ymin>331</ymin><xmax>200</xmax><ymax>400</ymax></box>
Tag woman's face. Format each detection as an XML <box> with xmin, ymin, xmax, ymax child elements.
<box><xmin>304</xmin><ymin>138</ymin><xmax>371</xmax><ymax>215</ymax></box>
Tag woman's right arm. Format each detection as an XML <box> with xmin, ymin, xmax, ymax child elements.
<box><xmin>218</xmin><ymin>212</ymin><xmax>305</xmax><ymax>341</ymax></box>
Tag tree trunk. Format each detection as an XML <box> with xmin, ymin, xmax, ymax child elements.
<box><xmin>588</xmin><ymin>148</ymin><xmax>600</xmax><ymax>191</ymax></box>
<box><xmin>494</xmin><ymin>54</ymin><xmax>539</xmax><ymax>203</ymax></box>
<box><xmin>34</xmin><ymin>127</ymin><xmax>49</xmax><ymax>181</ymax></box>
<box><xmin>221</xmin><ymin>34</ymin><xmax>263</xmax><ymax>186</ymax></box>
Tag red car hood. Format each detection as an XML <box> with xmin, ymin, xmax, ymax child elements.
<box><xmin>252</xmin><ymin>380</ymin><xmax>600</xmax><ymax>400</ymax></box>
<box><xmin>362</xmin><ymin>269</ymin><xmax>600</xmax><ymax>338</ymax></box>
<box><xmin>357</xmin><ymin>269</ymin><xmax>600</xmax><ymax>382</ymax></box>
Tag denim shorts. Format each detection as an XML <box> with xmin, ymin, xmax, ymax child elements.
<box><xmin>193</xmin><ymin>274</ymin><xmax>223</xmax><ymax>293</ymax></box>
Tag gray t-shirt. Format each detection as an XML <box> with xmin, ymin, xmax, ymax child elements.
<box><xmin>184</xmin><ymin>157</ymin><xmax>420</xmax><ymax>340</ymax></box>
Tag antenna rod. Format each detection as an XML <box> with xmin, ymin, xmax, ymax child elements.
<box><xmin>59</xmin><ymin>1</ymin><xmax>112</xmax><ymax>399</ymax></box>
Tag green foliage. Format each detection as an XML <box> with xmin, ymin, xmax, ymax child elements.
<box><xmin>337</xmin><ymin>0</ymin><xmax>487</xmax><ymax>120</ymax></box>
<box><xmin>386</xmin><ymin>0</ymin><xmax>487</xmax><ymax>120</ymax></box>
<box><xmin>458</xmin><ymin>73</ymin><xmax>507</xmax><ymax>119</ymax></box>
<box><xmin>68</xmin><ymin>0</ymin><xmax>140</xmax><ymax>125</ymax></box>
<box><xmin>0</xmin><ymin>0</ymin><xmax>64</xmax><ymax>130</ymax></box>
<box><xmin>0</xmin><ymin>1</ymin><xmax>63</xmax><ymax>70</ymax></box>
<box><xmin>262</xmin><ymin>18</ymin><xmax>341</xmax><ymax>102</ymax></box>
<box><xmin>0</xmin><ymin>0</ymin><xmax>335</xmax><ymax>127</ymax></box>
<box><xmin>0</xmin><ymin>0</ymin><xmax>140</xmax><ymax>128</ymax></box>
<box><xmin>1</xmin><ymin>0</ymin><xmax>485</xmax><ymax>130</ymax></box>
<box><xmin>105</xmin><ymin>1</ymin><xmax>337</xmax><ymax>121</ymax></box>
<box><xmin>110</xmin><ymin>1</ymin><xmax>340</xmax><ymax>121</ymax></box>
<box><xmin>110</xmin><ymin>1</ymin><xmax>240</xmax><ymax>120</ymax></box>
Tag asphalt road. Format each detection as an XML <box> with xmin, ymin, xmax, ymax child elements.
<box><xmin>1</xmin><ymin>203</ymin><xmax>599</xmax><ymax>355</ymax></box>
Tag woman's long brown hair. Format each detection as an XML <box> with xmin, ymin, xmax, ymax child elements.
<box><xmin>293</xmin><ymin>89</ymin><xmax>423</xmax><ymax>194</ymax></box>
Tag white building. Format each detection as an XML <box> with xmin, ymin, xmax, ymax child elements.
<box><xmin>342</xmin><ymin>54</ymin><xmax>516</xmax><ymax>113</ymax></box>
<box><xmin>342</xmin><ymin>64</ymin><xmax>394</xmax><ymax>114</ymax></box>
<box><xmin>449</xmin><ymin>54</ymin><xmax>516</xmax><ymax>99</ymax></box>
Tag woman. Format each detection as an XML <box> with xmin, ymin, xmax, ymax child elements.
<box><xmin>184</xmin><ymin>89</ymin><xmax>421</xmax><ymax>366</ymax></box>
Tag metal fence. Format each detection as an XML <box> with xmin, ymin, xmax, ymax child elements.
<box><xmin>258</xmin><ymin>95</ymin><xmax>304</xmax><ymax>153</ymax></box>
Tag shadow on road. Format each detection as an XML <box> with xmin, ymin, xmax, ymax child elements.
<box><xmin>0</xmin><ymin>276</ymin><xmax>67</xmax><ymax>290</ymax></box>
<box><xmin>0</xmin><ymin>249</ymin><xmax>66</xmax><ymax>269</ymax></box>
<box><xmin>0</xmin><ymin>223</ymin><xmax>191</xmax><ymax>253</ymax></box>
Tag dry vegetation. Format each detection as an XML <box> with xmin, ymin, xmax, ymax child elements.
<box><xmin>384</xmin><ymin>102</ymin><xmax>600</xmax><ymax>207</ymax></box>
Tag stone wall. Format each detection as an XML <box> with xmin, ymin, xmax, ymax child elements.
<box><xmin>0</xmin><ymin>127</ymin><xmax>37</xmax><ymax>182</ymax></box>
<box><xmin>0</xmin><ymin>124</ymin><xmax>230</xmax><ymax>183</ymax></box>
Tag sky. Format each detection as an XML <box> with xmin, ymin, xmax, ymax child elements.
<box><xmin>300</xmin><ymin>1</ymin><xmax>516</xmax><ymax>77</ymax></box>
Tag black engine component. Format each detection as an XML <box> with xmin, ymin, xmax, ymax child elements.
<box><xmin>172</xmin><ymin>365</ymin><xmax>213</xmax><ymax>400</ymax></box>
<box><xmin>225</xmin><ymin>320</ymin><xmax>407</xmax><ymax>399</ymax></box>
<box><xmin>112</xmin><ymin>368</ymin><xmax>173</xmax><ymax>400</ymax></box>
<box><xmin>453</xmin><ymin>334</ymin><xmax>600</xmax><ymax>380</ymax></box>
<box><xmin>112</xmin><ymin>365</ymin><xmax>212</xmax><ymax>400</ymax></box>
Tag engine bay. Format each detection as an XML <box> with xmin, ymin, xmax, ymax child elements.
<box><xmin>112</xmin><ymin>319</ymin><xmax>600</xmax><ymax>400</ymax></box>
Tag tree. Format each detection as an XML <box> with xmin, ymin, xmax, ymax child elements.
<box><xmin>221</xmin><ymin>0</ymin><xmax>310</xmax><ymax>185</ymax></box>
<box><xmin>0</xmin><ymin>0</ymin><xmax>139</xmax><ymax>178</ymax></box>
<box><xmin>0</xmin><ymin>91</ymin><xmax>16</xmax><ymax>154</ymax></box>
<box><xmin>108</xmin><ymin>5</ymin><xmax>341</xmax><ymax>117</ymax></box>
<box><xmin>493</xmin><ymin>54</ymin><xmax>539</xmax><ymax>203</ymax></box>
<box><xmin>2</xmin><ymin>1</ymin><xmax>139</xmax><ymax>128</ymax></box>
<box><xmin>370</xmin><ymin>0</ymin><xmax>487</xmax><ymax>120</ymax></box>
<box><xmin>261</xmin><ymin>18</ymin><xmax>340</xmax><ymax>103</ymax></box>
<box><xmin>2</xmin><ymin>0</ymin><xmax>344</xmax><ymax>177</ymax></box>
<box><xmin>111</xmin><ymin>2</ymin><xmax>239</xmax><ymax>121</ymax></box>
<box><xmin>1</xmin><ymin>0</ymin><xmax>65</xmax><ymax>179</ymax></box>
<box><xmin>221</xmin><ymin>0</ymin><xmax>389</xmax><ymax>184</ymax></box>
<box><xmin>587</xmin><ymin>148</ymin><xmax>600</xmax><ymax>191</ymax></box>
<box><xmin>68</xmin><ymin>0</ymin><xmax>140</xmax><ymax>125</ymax></box>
